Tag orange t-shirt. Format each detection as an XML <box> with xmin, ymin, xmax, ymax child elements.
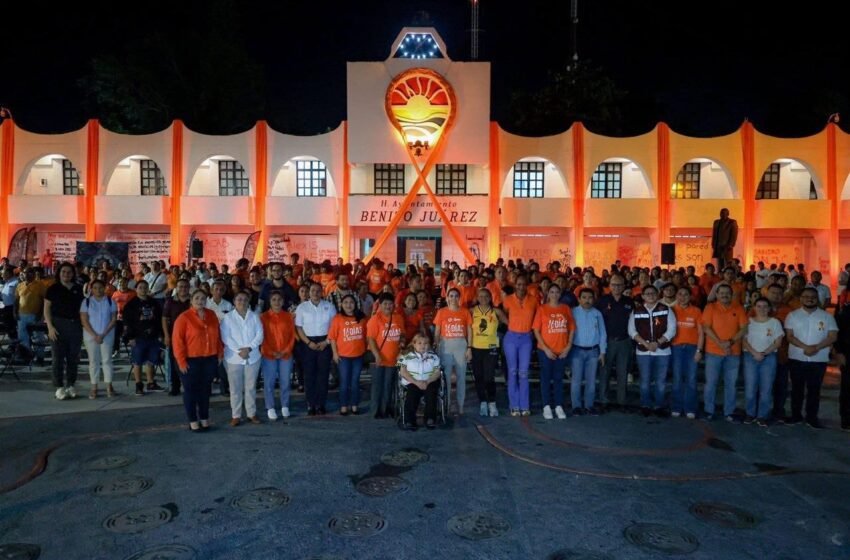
<box><xmin>502</xmin><ymin>293</ymin><xmax>538</xmax><ymax>333</ymax></box>
<box><xmin>456</xmin><ymin>284</ymin><xmax>478</xmax><ymax>308</ymax></box>
<box><xmin>700</xmin><ymin>273</ymin><xmax>720</xmax><ymax>294</ymax></box>
<box><xmin>486</xmin><ymin>280</ymin><xmax>505</xmax><ymax>307</ymax></box>
<box><xmin>366</xmin><ymin>312</ymin><xmax>405</xmax><ymax>366</ymax></box>
<box><xmin>111</xmin><ymin>289</ymin><xmax>136</xmax><ymax>320</ymax></box>
<box><xmin>260</xmin><ymin>310</ymin><xmax>296</xmax><ymax>359</ymax></box>
<box><xmin>402</xmin><ymin>309</ymin><xmax>424</xmax><ymax>342</ymax></box>
<box><xmin>419</xmin><ymin>304</ymin><xmax>436</xmax><ymax>331</ymax></box>
<box><xmin>702</xmin><ymin>302</ymin><xmax>747</xmax><ymax>356</ymax></box>
<box><xmin>328</xmin><ymin>314</ymin><xmax>367</xmax><ymax>358</ymax></box>
<box><xmin>532</xmin><ymin>304</ymin><xmax>576</xmax><ymax>354</ymax></box>
<box><xmin>433</xmin><ymin>307</ymin><xmax>472</xmax><ymax>340</ymax></box>
<box><xmin>367</xmin><ymin>269</ymin><xmax>390</xmax><ymax>294</ymax></box>
<box><xmin>672</xmin><ymin>305</ymin><xmax>702</xmax><ymax>346</ymax></box>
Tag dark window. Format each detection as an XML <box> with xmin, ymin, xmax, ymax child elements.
<box><xmin>590</xmin><ymin>162</ymin><xmax>622</xmax><ymax>198</ymax></box>
<box><xmin>513</xmin><ymin>161</ymin><xmax>544</xmax><ymax>198</ymax></box>
<box><xmin>671</xmin><ymin>162</ymin><xmax>700</xmax><ymax>199</ymax></box>
<box><xmin>218</xmin><ymin>160</ymin><xmax>249</xmax><ymax>196</ymax></box>
<box><xmin>374</xmin><ymin>164</ymin><xmax>405</xmax><ymax>194</ymax></box>
<box><xmin>436</xmin><ymin>164</ymin><xmax>467</xmax><ymax>195</ymax></box>
<box><xmin>62</xmin><ymin>159</ymin><xmax>81</xmax><ymax>195</ymax></box>
<box><xmin>756</xmin><ymin>163</ymin><xmax>780</xmax><ymax>199</ymax></box>
<box><xmin>809</xmin><ymin>180</ymin><xmax>818</xmax><ymax>200</ymax></box>
<box><xmin>296</xmin><ymin>160</ymin><xmax>327</xmax><ymax>197</ymax></box>
<box><xmin>140</xmin><ymin>159</ymin><xmax>167</xmax><ymax>195</ymax></box>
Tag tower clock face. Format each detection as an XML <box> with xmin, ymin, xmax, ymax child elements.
<box><xmin>395</xmin><ymin>33</ymin><xmax>443</xmax><ymax>59</ymax></box>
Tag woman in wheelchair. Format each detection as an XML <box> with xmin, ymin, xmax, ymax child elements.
<box><xmin>398</xmin><ymin>333</ymin><xmax>441</xmax><ymax>431</ymax></box>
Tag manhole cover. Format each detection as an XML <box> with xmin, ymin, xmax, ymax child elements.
<box><xmin>86</xmin><ymin>455</ymin><xmax>137</xmax><ymax>471</ymax></box>
<box><xmin>624</xmin><ymin>523</ymin><xmax>699</xmax><ymax>555</ymax></box>
<box><xmin>690</xmin><ymin>502</ymin><xmax>758</xmax><ymax>529</ymax></box>
<box><xmin>103</xmin><ymin>506</ymin><xmax>175</xmax><ymax>534</ymax></box>
<box><xmin>327</xmin><ymin>512</ymin><xmax>387</xmax><ymax>537</ymax></box>
<box><xmin>0</xmin><ymin>544</ymin><xmax>41</xmax><ymax>560</ymax></box>
<box><xmin>123</xmin><ymin>545</ymin><xmax>197</xmax><ymax>560</ymax></box>
<box><xmin>380</xmin><ymin>449</ymin><xmax>430</xmax><ymax>467</ymax></box>
<box><xmin>94</xmin><ymin>476</ymin><xmax>153</xmax><ymax>497</ymax></box>
<box><xmin>355</xmin><ymin>476</ymin><xmax>410</xmax><ymax>497</ymax></box>
<box><xmin>547</xmin><ymin>550</ymin><xmax>614</xmax><ymax>560</ymax></box>
<box><xmin>231</xmin><ymin>488</ymin><xmax>291</xmax><ymax>513</ymax></box>
<box><xmin>448</xmin><ymin>512</ymin><xmax>511</xmax><ymax>540</ymax></box>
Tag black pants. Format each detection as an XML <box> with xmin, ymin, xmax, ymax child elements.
<box><xmin>51</xmin><ymin>317</ymin><xmax>82</xmax><ymax>388</ymax></box>
<box><xmin>404</xmin><ymin>379</ymin><xmax>439</xmax><ymax>424</ymax></box>
<box><xmin>182</xmin><ymin>356</ymin><xmax>216</xmax><ymax>422</ymax></box>
<box><xmin>772</xmin><ymin>360</ymin><xmax>790</xmax><ymax>418</ymax></box>
<box><xmin>0</xmin><ymin>307</ymin><xmax>16</xmax><ymax>338</ymax></box>
<box><xmin>788</xmin><ymin>360</ymin><xmax>827</xmax><ymax>421</ymax></box>
<box><xmin>168</xmin><ymin>347</ymin><xmax>182</xmax><ymax>393</ymax></box>
<box><xmin>113</xmin><ymin>320</ymin><xmax>123</xmax><ymax>354</ymax></box>
<box><xmin>303</xmin><ymin>336</ymin><xmax>331</xmax><ymax>408</ymax></box>
<box><xmin>839</xmin><ymin>363</ymin><xmax>850</xmax><ymax>425</ymax></box>
<box><xmin>471</xmin><ymin>348</ymin><xmax>498</xmax><ymax>402</ymax></box>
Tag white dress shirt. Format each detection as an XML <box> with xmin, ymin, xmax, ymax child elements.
<box><xmin>220</xmin><ymin>309</ymin><xmax>264</xmax><ymax>365</ymax></box>
<box><xmin>295</xmin><ymin>299</ymin><xmax>337</xmax><ymax>337</ymax></box>
<box><xmin>784</xmin><ymin>307</ymin><xmax>838</xmax><ymax>363</ymax></box>
<box><xmin>206</xmin><ymin>297</ymin><xmax>234</xmax><ymax>321</ymax></box>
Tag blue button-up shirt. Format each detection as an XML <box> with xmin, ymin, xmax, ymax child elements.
<box><xmin>572</xmin><ymin>305</ymin><xmax>608</xmax><ymax>354</ymax></box>
<box><xmin>1</xmin><ymin>279</ymin><xmax>19</xmax><ymax>307</ymax></box>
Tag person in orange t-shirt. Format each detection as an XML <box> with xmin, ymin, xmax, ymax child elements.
<box><xmin>400</xmin><ymin>293</ymin><xmax>425</xmax><ymax>343</ymax></box>
<box><xmin>434</xmin><ymin>288</ymin><xmax>473</xmax><ymax>414</ymax></box>
<box><xmin>367</xmin><ymin>261</ymin><xmax>390</xmax><ymax>296</ymax></box>
<box><xmin>701</xmin><ymin>284</ymin><xmax>748</xmax><ymax>419</ymax></box>
<box><xmin>671</xmin><ymin>287</ymin><xmax>704</xmax><ymax>417</ymax></box>
<box><xmin>501</xmin><ymin>275</ymin><xmax>538</xmax><ymax>415</ymax></box>
<box><xmin>453</xmin><ymin>270</ymin><xmax>478</xmax><ymax>308</ymax></box>
<box><xmin>111</xmin><ymin>277</ymin><xmax>136</xmax><ymax>356</ymax></box>
<box><xmin>328</xmin><ymin>294</ymin><xmax>368</xmax><ymax>415</ymax></box>
<box><xmin>366</xmin><ymin>293</ymin><xmax>405</xmax><ymax>418</ymax></box>
<box><xmin>486</xmin><ymin>266</ymin><xmax>508</xmax><ymax>307</ymax></box>
<box><xmin>172</xmin><ymin>290</ymin><xmax>223</xmax><ymax>432</ymax></box>
<box><xmin>533</xmin><ymin>284</ymin><xmax>576</xmax><ymax>418</ymax></box>
<box><xmin>260</xmin><ymin>291</ymin><xmax>296</xmax><ymax>420</ymax></box>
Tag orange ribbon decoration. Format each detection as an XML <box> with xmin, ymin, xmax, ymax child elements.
<box><xmin>363</xmin><ymin>68</ymin><xmax>476</xmax><ymax>265</ymax></box>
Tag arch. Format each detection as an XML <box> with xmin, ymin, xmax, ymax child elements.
<box><xmin>17</xmin><ymin>154</ymin><xmax>83</xmax><ymax>196</ymax></box>
<box><xmin>671</xmin><ymin>157</ymin><xmax>736</xmax><ymax>199</ymax></box>
<box><xmin>501</xmin><ymin>156</ymin><xmax>570</xmax><ymax>199</ymax></box>
<box><xmin>586</xmin><ymin>157</ymin><xmax>652</xmax><ymax>199</ymax></box>
<box><xmin>103</xmin><ymin>155</ymin><xmax>168</xmax><ymax>195</ymax></box>
<box><xmin>757</xmin><ymin>158</ymin><xmax>822</xmax><ymax>200</ymax></box>
<box><xmin>270</xmin><ymin>156</ymin><xmax>337</xmax><ymax>197</ymax></box>
<box><xmin>187</xmin><ymin>155</ymin><xmax>252</xmax><ymax>196</ymax></box>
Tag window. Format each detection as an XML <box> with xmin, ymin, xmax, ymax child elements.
<box><xmin>62</xmin><ymin>159</ymin><xmax>81</xmax><ymax>195</ymax></box>
<box><xmin>374</xmin><ymin>164</ymin><xmax>405</xmax><ymax>195</ymax></box>
<box><xmin>671</xmin><ymin>162</ymin><xmax>700</xmax><ymax>199</ymax></box>
<box><xmin>513</xmin><ymin>161</ymin><xmax>544</xmax><ymax>198</ymax></box>
<box><xmin>756</xmin><ymin>163</ymin><xmax>780</xmax><ymax>199</ymax></box>
<box><xmin>218</xmin><ymin>160</ymin><xmax>249</xmax><ymax>196</ymax></box>
<box><xmin>140</xmin><ymin>159</ymin><xmax>167</xmax><ymax>195</ymax></box>
<box><xmin>436</xmin><ymin>164</ymin><xmax>467</xmax><ymax>195</ymax></box>
<box><xmin>590</xmin><ymin>162</ymin><xmax>622</xmax><ymax>198</ymax></box>
<box><xmin>809</xmin><ymin>180</ymin><xmax>818</xmax><ymax>200</ymax></box>
<box><xmin>296</xmin><ymin>160</ymin><xmax>327</xmax><ymax>197</ymax></box>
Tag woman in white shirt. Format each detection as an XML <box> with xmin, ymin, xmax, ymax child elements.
<box><xmin>398</xmin><ymin>333</ymin><xmax>441</xmax><ymax>430</ymax></box>
<box><xmin>220</xmin><ymin>291</ymin><xmax>264</xmax><ymax>426</ymax></box>
<box><xmin>742</xmin><ymin>297</ymin><xmax>784</xmax><ymax>426</ymax></box>
<box><xmin>80</xmin><ymin>279</ymin><xmax>118</xmax><ymax>399</ymax></box>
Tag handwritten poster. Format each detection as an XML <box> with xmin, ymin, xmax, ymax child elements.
<box><xmin>44</xmin><ymin>232</ymin><xmax>85</xmax><ymax>263</ymax></box>
<box><xmin>195</xmin><ymin>233</ymin><xmax>250</xmax><ymax>266</ymax></box>
<box><xmin>502</xmin><ymin>236</ymin><xmax>571</xmax><ymax>267</ymax></box>
<box><xmin>106</xmin><ymin>232</ymin><xmax>171</xmax><ymax>268</ymax></box>
<box><xmin>267</xmin><ymin>234</ymin><xmax>339</xmax><ymax>263</ymax></box>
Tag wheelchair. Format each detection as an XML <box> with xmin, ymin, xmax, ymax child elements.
<box><xmin>393</xmin><ymin>368</ymin><xmax>449</xmax><ymax>429</ymax></box>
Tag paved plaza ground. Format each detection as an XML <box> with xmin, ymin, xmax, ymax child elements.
<box><xmin>1</xmin><ymin>358</ymin><xmax>849</xmax><ymax>560</ymax></box>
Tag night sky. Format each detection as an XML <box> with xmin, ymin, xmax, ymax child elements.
<box><xmin>1</xmin><ymin>0</ymin><xmax>846</xmax><ymax>137</ymax></box>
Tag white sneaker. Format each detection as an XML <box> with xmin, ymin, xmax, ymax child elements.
<box><xmin>281</xmin><ymin>407</ymin><xmax>290</xmax><ymax>418</ymax></box>
<box><xmin>671</xmin><ymin>411</ymin><xmax>681</xmax><ymax>418</ymax></box>
<box><xmin>55</xmin><ymin>387</ymin><xmax>67</xmax><ymax>400</ymax></box>
<box><xmin>65</xmin><ymin>386</ymin><xmax>77</xmax><ymax>399</ymax></box>
<box><xmin>686</xmin><ymin>412</ymin><xmax>696</xmax><ymax>419</ymax></box>
<box><xmin>555</xmin><ymin>406</ymin><xmax>567</xmax><ymax>420</ymax></box>
<box><xmin>267</xmin><ymin>409</ymin><xmax>278</xmax><ymax>421</ymax></box>
<box><xmin>480</xmin><ymin>402</ymin><xmax>489</xmax><ymax>416</ymax></box>
<box><xmin>488</xmin><ymin>402</ymin><xmax>499</xmax><ymax>417</ymax></box>
<box><xmin>543</xmin><ymin>405</ymin><xmax>553</xmax><ymax>420</ymax></box>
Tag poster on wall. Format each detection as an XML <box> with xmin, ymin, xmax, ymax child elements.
<box><xmin>753</xmin><ymin>239</ymin><xmax>805</xmax><ymax>266</ymax></box>
<box><xmin>105</xmin><ymin>232</ymin><xmax>171</xmax><ymax>268</ymax></box>
<box><xmin>43</xmin><ymin>232</ymin><xmax>86</xmax><ymax>264</ymax></box>
<box><xmin>75</xmin><ymin>242</ymin><xmax>129</xmax><ymax>268</ymax></box>
<box><xmin>675</xmin><ymin>239</ymin><xmax>714</xmax><ymax>270</ymax></box>
<box><xmin>405</xmin><ymin>240</ymin><xmax>436</xmax><ymax>268</ymax></box>
<box><xmin>195</xmin><ymin>234</ymin><xmax>250</xmax><ymax>266</ymax></box>
<box><xmin>502</xmin><ymin>236</ymin><xmax>571</xmax><ymax>268</ymax></box>
<box><xmin>267</xmin><ymin>234</ymin><xmax>339</xmax><ymax>264</ymax></box>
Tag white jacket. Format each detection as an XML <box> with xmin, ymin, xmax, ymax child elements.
<box><xmin>220</xmin><ymin>309</ymin><xmax>264</xmax><ymax>365</ymax></box>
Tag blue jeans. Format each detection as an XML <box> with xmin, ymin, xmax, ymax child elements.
<box><xmin>262</xmin><ymin>357</ymin><xmax>293</xmax><ymax>411</ymax></box>
<box><xmin>570</xmin><ymin>347</ymin><xmax>599</xmax><ymax>409</ymax></box>
<box><xmin>671</xmin><ymin>345</ymin><xmax>698</xmax><ymax>414</ymax></box>
<box><xmin>17</xmin><ymin>313</ymin><xmax>43</xmax><ymax>358</ymax></box>
<box><xmin>704</xmin><ymin>353</ymin><xmax>741</xmax><ymax>416</ymax></box>
<box><xmin>743</xmin><ymin>352</ymin><xmax>776</xmax><ymax>419</ymax></box>
<box><xmin>538</xmin><ymin>350</ymin><xmax>567</xmax><ymax>408</ymax></box>
<box><xmin>636</xmin><ymin>354</ymin><xmax>670</xmax><ymax>409</ymax></box>
<box><xmin>338</xmin><ymin>356</ymin><xmax>363</xmax><ymax>408</ymax></box>
<box><xmin>503</xmin><ymin>331</ymin><xmax>532</xmax><ymax>411</ymax></box>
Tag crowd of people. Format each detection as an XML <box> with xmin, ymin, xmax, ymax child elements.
<box><xmin>2</xmin><ymin>252</ymin><xmax>850</xmax><ymax>433</ymax></box>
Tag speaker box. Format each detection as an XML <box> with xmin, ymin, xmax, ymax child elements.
<box><xmin>191</xmin><ymin>239</ymin><xmax>204</xmax><ymax>259</ymax></box>
<box><xmin>661</xmin><ymin>243</ymin><xmax>675</xmax><ymax>265</ymax></box>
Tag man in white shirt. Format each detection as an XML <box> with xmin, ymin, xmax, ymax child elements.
<box><xmin>205</xmin><ymin>279</ymin><xmax>234</xmax><ymax>395</ymax></box>
<box><xmin>295</xmin><ymin>282</ymin><xmax>337</xmax><ymax>415</ymax></box>
<box><xmin>784</xmin><ymin>287</ymin><xmax>838</xmax><ymax>428</ymax></box>
<box><xmin>807</xmin><ymin>270</ymin><xmax>831</xmax><ymax>309</ymax></box>
<box><xmin>755</xmin><ymin>262</ymin><xmax>771</xmax><ymax>290</ymax></box>
<box><xmin>146</xmin><ymin>262</ymin><xmax>168</xmax><ymax>300</ymax></box>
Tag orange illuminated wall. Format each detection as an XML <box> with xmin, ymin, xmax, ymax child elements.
<box><xmin>0</xmin><ymin>119</ymin><xmax>13</xmax><ymax>254</ymax></box>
